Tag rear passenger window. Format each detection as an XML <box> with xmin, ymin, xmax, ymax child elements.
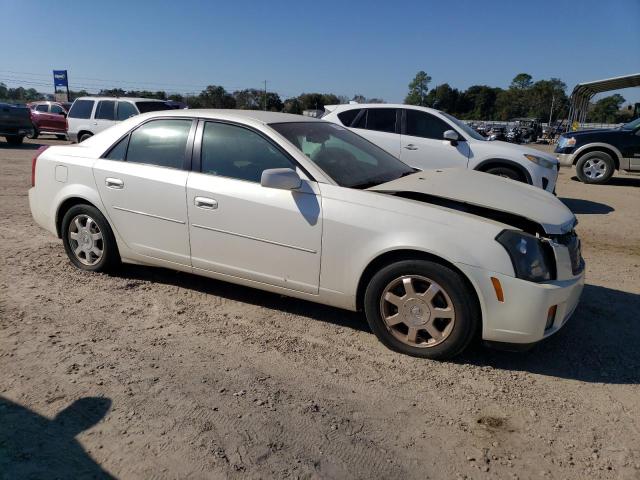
<box><xmin>95</xmin><ymin>101</ymin><xmax>116</xmax><ymax>120</ymax></box>
<box><xmin>405</xmin><ymin>110</ymin><xmax>451</xmax><ymax>139</ymax></box>
<box><xmin>50</xmin><ymin>104</ymin><xmax>65</xmax><ymax>114</ymax></box>
<box><xmin>105</xmin><ymin>136</ymin><xmax>129</xmax><ymax>161</ymax></box>
<box><xmin>126</xmin><ymin>119</ymin><xmax>192</xmax><ymax>169</ymax></box>
<box><xmin>36</xmin><ymin>104</ymin><xmax>48</xmax><ymax>112</ymax></box>
<box><xmin>365</xmin><ymin>108</ymin><xmax>397</xmax><ymax>133</ymax></box>
<box><xmin>68</xmin><ymin>100</ymin><xmax>94</xmax><ymax>119</ymax></box>
<box><xmin>201</xmin><ymin>122</ymin><xmax>294</xmax><ymax>182</ymax></box>
<box><xmin>337</xmin><ymin>109</ymin><xmax>361</xmax><ymax>127</ymax></box>
<box><xmin>117</xmin><ymin>101</ymin><xmax>138</xmax><ymax>121</ymax></box>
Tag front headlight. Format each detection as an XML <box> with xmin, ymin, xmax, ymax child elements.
<box><xmin>523</xmin><ymin>153</ymin><xmax>555</xmax><ymax>169</ymax></box>
<box><xmin>557</xmin><ymin>136</ymin><xmax>576</xmax><ymax>149</ymax></box>
<box><xmin>496</xmin><ymin>230</ymin><xmax>554</xmax><ymax>282</ymax></box>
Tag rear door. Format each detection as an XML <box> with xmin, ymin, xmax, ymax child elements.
<box><xmin>400</xmin><ymin>109</ymin><xmax>470</xmax><ymax>170</ymax></box>
<box><xmin>93</xmin><ymin>100</ymin><xmax>117</xmax><ymax>134</ymax></box>
<box><xmin>93</xmin><ymin>118</ymin><xmax>195</xmax><ymax>265</ymax></box>
<box><xmin>349</xmin><ymin>108</ymin><xmax>401</xmax><ymax>157</ymax></box>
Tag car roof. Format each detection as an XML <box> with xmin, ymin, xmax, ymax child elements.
<box><xmin>73</xmin><ymin>96</ymin><xmax>168</xmax><ymax>103</ymax></box>
<box><xmin>325</xmin><ymin>103</ymin><xmax>444</xmax><ymax>116</ymax></box>
<box><xmin>133</xmin><ymin>109</ymin><xmax>320</xmax><ymax>124</ymax></box>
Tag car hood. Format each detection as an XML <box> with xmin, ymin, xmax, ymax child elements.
<box><xmin>564</xmin><ymin>128</ymin><xmax>616</xmax><ymax>136</ymax></box>
<box><xmin>479</xmin><ymin>140</ymin><xmax>559</xmax><ymax>164</ymax></box>
<box><xmin>368</xmin><ymin>169</ymin><xmax>575</xmax><ymax>235</ymax></box>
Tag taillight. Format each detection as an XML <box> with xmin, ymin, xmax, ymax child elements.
<box><xmin>31</xmin><ymin>146</ymin><xmax>49</xmax><ymax>187</ymax></box>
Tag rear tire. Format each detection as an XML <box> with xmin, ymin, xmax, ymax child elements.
<box><xmin>484</xmin><ymin>166</ymin><xmax>524</xmax><ymax>182</ymax></box>
<box><xmin>575</xmin><ymin>151</ymin><xmax>614</xmax><ymax>184</ymax></box>
<box><xmin>364</xmin><ymin>260</ymin><xmax>479</xmax><ymax>359</ymax></box>
<box><xmin>61</xmin><ymin>204</ymin><xmax>120</xmax><ymax>272</ymax></box>
<box><xmin>79</xmin><ymin>132</ymin><xmax>93</xmax><ymax>143</ymax></box>
<box><xmin>5</xmin><ymin>136</ymin><xmax>24</xmax><ymax>145</ymax></box>
<box><xmin>27</xmin><ymin>128</ymin><xmax>39</xmax><ymax>139</ymax></box>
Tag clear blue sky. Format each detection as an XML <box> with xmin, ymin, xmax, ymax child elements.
<box><xmin>1</xmin><ymin>0</ymin><xmax>639</xmax><ymax>104</ymax></box>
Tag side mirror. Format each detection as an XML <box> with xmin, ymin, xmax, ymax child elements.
<box><xmin>443</xmin><ymin>130</ymin><xmax>459</xmax><ymax>142</ymax></box>
<box><xmin>261</xmin><ymin>168</ymin><xmax>302</xmax><ymax>190</ymax></box>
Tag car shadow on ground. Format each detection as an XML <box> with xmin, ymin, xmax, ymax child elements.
<box><xmin>115</xmin><ymin>266</ymin><xmax>639</xmax><ymax>384</ymax></box>
<box><xmin>560</xmin><ymin>197</ymin><xmax>614</xmax><ymax>214</ymax></box>
<box><xmin>0</xmin><ymin>142</ymin><xmax>46</xmax><ymax>151</ymax></box>
<box><xmin>0</xmin><ymin>396</ymin><xmax>114</xmax><ymax>478</ymax></box>
<box><xmin>570</xmin><ymin>175</ymin><xmax>640</xmax><ymax>187</ymax></box>
<box><xmin>458</xmin><ymin>284</ymin><xmax>640</xmax><ymax>385</ymax></box>
<box><xmin>115</xmin><ymin>264</ymin><xmax>370</xmax><ymax>333</ymax></box>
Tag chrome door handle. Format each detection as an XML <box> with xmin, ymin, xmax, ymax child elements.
<box><xmin>404</xmin><ymin>144</ymin><xmax>418</xmax><ymax>150</ymax></box>
<box><xmin>105</xmin><ymin>177</ymin><xmax>124</xmax><ymax>189</ymax></box>
<box><xmin>194</xmin><ymin>196</ymin><xmax>218</xmax><ymax>210</ymax></box>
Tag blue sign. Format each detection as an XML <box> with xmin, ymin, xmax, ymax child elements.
<box><xmin>53</xmin><ymin>70</ymin><xmax>68</xmax><ymax>88</ymax></box>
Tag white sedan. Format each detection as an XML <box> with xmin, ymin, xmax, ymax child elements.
<box><xmin>29</xmin><ymin>110</ymin><xmax>584</xmax><ymax>359</ymax></box>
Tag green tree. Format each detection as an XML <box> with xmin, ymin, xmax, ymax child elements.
<box><xmin>283</xmin><ymin>97</ymin><xmax>303</xmax><ymax>114</ymax></box>
<box><xmin>98</xmin><ymin>88</ymin><xmax>126</xmax><ymax>97</ymax></box>
<box><xmin>425</xmin><ymin>83</ymin><xmax>460</xmax><ymax>113</ymax></box>
<box><xmin>404</xmin><ymin>71</ymin><xmax>432</xmax><ymax>106</ymax></box>
<box><xmin>589</xmin><ymin>94</ymin><xmax>626</xmax><ymax>123</ymax></box>
<box><xmin>527</xmin><ymin>78</ymin><xmax>568</xmax><ymax>121</ymax></box>
<box><xmin>195</xmin><ymin>85</ymin><xmax>236</xmax><ymax>108</ymax></box>
<box><xmin>510</xmin><ymin>73</ymin><xmax>533</xmax><ymax>90</ymax></box>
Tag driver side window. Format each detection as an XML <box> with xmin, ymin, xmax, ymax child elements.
<box><xmin>201</xmin><ymin>122</ymin><xmax>295</xmax><ymax>183</ymax></box>
<box><xmin>405</xmin><ymin>109</ymin><xmax>451</xmax><ymax>140</ymax></box>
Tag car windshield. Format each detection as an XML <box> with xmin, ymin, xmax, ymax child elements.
<box><xmin>270</xmin><ymin>122</ymin><xmax>416</xmax><ymax>188</ymax></box>
<box><xmin>440</xmin><ymin>112</ymin><xmax>486</xmax><ymax>141</ymax></box>
<box><xmin>621</xmin><ymin>117</ymin><xmax>640</xmax><ymax>130</ymax></box>
<box><xmin>135</xmin><ymin>101</ymin><xmax>172</xmax><ymax>113</ymax></box>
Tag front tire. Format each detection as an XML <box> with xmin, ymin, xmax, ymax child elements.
<box><xmin>27</xmin><ymin>128</ymin><xmax>39</xmax><ymax>139</ymax></box>
<box><xmin>61</xmin><ymin>204</ymin><xmax>120</xmax><ymax>272</ymax></box>
<box><xmin>364</xmin><ymin>260</ymin><xmax>479</xmax><ymax>359</ymax></box>
<box><xmin>484</xmin><ymin>166</ymin><xmax>524</xmax><ymax>182</ymax></box>
<box><xmin>575</xmin><ymin>151</ymin><xmax>614</xmax><ymax>184</ymax></box>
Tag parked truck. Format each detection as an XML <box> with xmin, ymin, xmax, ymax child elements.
<box><xmin>0</xmin><ymin>103</ymin><xmax>34</xmax><ymax>145</ymax></box>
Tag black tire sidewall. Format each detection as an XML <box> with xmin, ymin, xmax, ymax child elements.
<box><xmin>363</xmin><ymin>260</ymin><xmax>478</xmax><ymax>360</ymax></box>
<box><xmin>79</xmin><ymin>133</ymin><xmax>92</xmax><ymax>143</ymax></box>
<box><xmin>61</xmin><ymin>204</ymin><xmax>119</xmax><ymax>272</ymax></box>
<box><xmin>576</xmin><ymin>152</ymin><xmax>614</xmax><ymax>184</ymax></box>
<box><xmin>27</xmin><ymin>128</ymin><xmax>39</xmax><ymax>139</ymax></box>
<box><xmin>485</xmin><ymin>166</ymin><xmax>523</xmax><ymax>182</ymax></box>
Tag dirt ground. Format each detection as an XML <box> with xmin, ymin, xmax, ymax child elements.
<box><xmin>1</xmin><ymin>138</ymin><xmax>639</xmax><ymax>479</ymax></box>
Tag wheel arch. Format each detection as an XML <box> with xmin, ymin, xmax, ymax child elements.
<box><xmin>77</xmin><ymin>130</ymin><xmax>94</xmax><ymax>142</ymax></box>
<box><xmin>573</xmin><ymin>144</ymin><xmax>621</xmax><ymax>170</ymax></box>
<box><xmin>55</xmin><ymin>197</ymin><xmax>100</xmax><ymax>238</ymax></box>
<box><xmin>355</xmin><ymin>249</ymin><xmax>482</xmax><ymax>325</ymax></box>
<box><xmin>474</xmin><ymin>158</ymin><xmax>532</xmax><ymax>184</ymax></box>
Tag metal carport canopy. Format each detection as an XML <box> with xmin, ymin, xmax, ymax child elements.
<box><xmin>567</xmin><ymin>73</ymin><xmax>640</xmax><ymax>129</ymax></box>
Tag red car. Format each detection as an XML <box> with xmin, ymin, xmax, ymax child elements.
<box><xmin>27</xmin><ymin>101</ymin><xmax>71</xmax><ymax>140</ymax></box>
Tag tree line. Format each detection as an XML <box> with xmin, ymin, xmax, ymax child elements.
<box><xmin>0</xmin><ymin>72</ymin><xmax>632</xmax><ymax>124</ymax></box>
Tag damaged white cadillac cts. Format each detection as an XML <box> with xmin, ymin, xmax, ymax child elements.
<box><xmin>29</xmin><ymin>110</ymin><xmax>585</xmax><ymax>359</ymax></box>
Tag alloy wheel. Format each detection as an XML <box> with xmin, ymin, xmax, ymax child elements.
<box><xmin>68</xmin><ymin>214</ymin><xmax>104</xmax><ymax>266</ymax></box>
<box><xmin>379</xmin><ymin>275</ymin><xmax>456</xmax><ymax>348</ymax></box>
<box><xmin>583</xmin><ymin>158</ymin><xmax>607</xmax><ymax>179</ymax></box>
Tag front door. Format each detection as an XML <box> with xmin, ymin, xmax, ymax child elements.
<box><xmin>93</xmin><ymin>118</ymin><xmax>194</xmax><ymax>265</ymax></box>
<box><xmin>400</xmin><ymin>109</ymin><xmax>470</xmax><ymax>170</ymax></box>
<box><xmin>187</xmin><ymin>121</ymin><xmax>322</xmax><ymax>294</ymax></box>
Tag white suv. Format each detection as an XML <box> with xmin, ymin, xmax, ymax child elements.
<box><xmin>323</xmin><ymin>104</ymin><xmax>559</xmax><ymax>192</ymax></box>
<box><xmin>67</xmin><ymin>96</ymin><xmax>172</xmax><ymax>143</ymax></box>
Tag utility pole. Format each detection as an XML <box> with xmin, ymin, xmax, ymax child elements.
<box><xmin>548</xmin><ymin>94</ymin><xmax>555</xmax><ymax>126</ymax></box>
<box><xmin>263</xmin><ymin>80</ymin><xmax>267</xmax><ymax>111</ymax></box>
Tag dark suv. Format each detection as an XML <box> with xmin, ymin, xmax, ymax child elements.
<box><xmin>555</xmin><ymin>118</ymin><xmax>640</xmax><ymax>184</ymax></box>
